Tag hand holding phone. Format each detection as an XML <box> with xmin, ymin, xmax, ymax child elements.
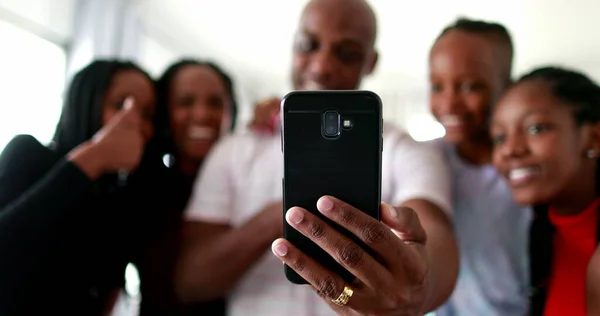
<box><xmin>280</xmin><ymin>90</ymin><xmax>383</xmax><ymax>284</ymax></box>
<box><xmin>274</xmin><ymin>91</ymin><xmax>437</xmax><ymax>314</ymax></box>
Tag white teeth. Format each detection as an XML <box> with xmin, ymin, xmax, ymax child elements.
<box><xmin>188</xmin><ymin>126</ymin><xmax>215</xmax><ymax>140</ymax></box>
<box><xmin>303</xmin><ymin>82</ymin><xmax>326</xmax><ymax>91</ymax></box>
<box><xmin>509</xmin><ymin>167</ymin><xmax>539</xmax><ymax>181</ymax></box>
<box><xmin>440</xmin><ymin>115</ymin><xmax>463</xmax><ymax>127</ymax></box>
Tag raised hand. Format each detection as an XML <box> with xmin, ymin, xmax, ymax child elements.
<box><xmin>69</xmin><ymin>97</ymin><xmax>145</xmax><ymax>179</ymax></box>
<box><xmin>250</xmin><ymin>97</ymin><xmax>281</xmax><ymax>134</ymax></box>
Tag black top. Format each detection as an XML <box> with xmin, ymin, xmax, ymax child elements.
<box><xmin>0</xmin><ymin>135</ymin><xmax>226</xmax><ymax>315</ymax></box>
<box><xmin>135</xmin><ymin>164</ymin><xmax>226</xmax><ymax>316</ymax></box>
<box><xmin>0</xmin><ymin>135</ymin><xmax>156</xmax><ymax>315</ymax></box>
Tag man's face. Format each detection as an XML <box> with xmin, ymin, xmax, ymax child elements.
<box><xmin>291</xmin><ymin>0</ymin><xmax>378</xmax><ymax>91</ymax></box>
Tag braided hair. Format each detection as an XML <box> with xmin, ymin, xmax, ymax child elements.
<box><xmin>516</xmin><ymin>66</ymin><xmax>600</xmax><ymax>315</ymax></box>
<box><xmin>437</xmin><ymin>17</ymin><xmax>514</xmax><ymax>84</ymax></box>
<box><xmin>52</xmin><ymin>60</ymin><xmax>152</xmax><ymax>156</ymax></box>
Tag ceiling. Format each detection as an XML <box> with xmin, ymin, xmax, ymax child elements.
<box><xmin>136</xmin><ymin>0</ymin><xmax>600</xmax><ymax>98</ymax></box>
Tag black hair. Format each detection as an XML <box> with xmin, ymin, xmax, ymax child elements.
<box><xmin>520</xmin><ymin>66</ymin><xmax>600</xmax><ymax>314</ymax></box>
<box><xmin>152</xmin><ymin>59</ymin><xmax>238</xmax><ymax>158</ymax></box>
<box><xmin>517</xmin><ymin>66</ymin><xmax>600</xmax><ymax>125</ymax></box>
<box><xmin>437</xmin><ymin>17</ymin><xmax>514</xmax><ymax>83</ymax></box>
<box><xmin>52</xmin><ymin>60</ymin><xmax>152</xmax><ymax>155</ymax></box>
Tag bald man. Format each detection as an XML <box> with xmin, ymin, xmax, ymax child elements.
<box><xmin>176</xmin><ymin>0</ymin><xmax>458</xmax><ymax>315</ymax></box>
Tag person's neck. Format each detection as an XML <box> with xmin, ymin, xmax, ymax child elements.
<box><xmin>550</xmin><ymin>172</ymin><xmax>597</xmax><ymax>217</ymax></box>
<box><xmin>454</xmin><ymin>137</ymin><xmax>493</xmax><ymax>166</ymax></box>
<box><xmin>177</xmin><ymin>157</ymin><xmax>202</xmax><ymax>177</ymax></box>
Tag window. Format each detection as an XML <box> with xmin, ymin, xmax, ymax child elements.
<box><xmin>0</xmin><ymin>19</ymin><xmax>67</xmax><ymax>152</ymax></box>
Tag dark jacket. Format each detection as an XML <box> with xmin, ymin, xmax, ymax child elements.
<box><xmin>134</xmin><ymin>155</ymin><xmax>226</xmax><ymax>316</ymax></box>
<box><xmin>0</xmin><ymin>135</ymin><xmax>153</xmax><ymax>315</ymax></box>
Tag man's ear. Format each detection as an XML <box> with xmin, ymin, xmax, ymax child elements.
<box><xmin>364</xmin><ymin>50</ymin><xmax>378</xmax><ymax>76</ymax></box>
<box><xmin>584</xmin><ymin>122</ymin><xmax>600</xmax><ymax>157</ymax></box>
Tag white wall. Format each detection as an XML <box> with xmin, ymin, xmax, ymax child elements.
<box><xmin>130</xmin><ymin>0</ymin><xmax>600</xmax><ymax>139</ymax></box>
<box><xmin>134</xmin><ymin>20</ymin><xmax>265</xmax><ymax>126</ymax></box>
<box><xmin>0</xmin><ymin>0</ymin><xmax>77</xmax><ymax>43</ymax></box>
<box><xmin>3</xmin><ymin>0</ymin><xmax>600</xmax><ymax>140</ymax></box>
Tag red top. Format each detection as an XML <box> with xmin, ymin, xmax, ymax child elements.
<box><xmin>545</xmin><ymin>198</ymin><xmax>599</xmax><ymax>316</ymax></box>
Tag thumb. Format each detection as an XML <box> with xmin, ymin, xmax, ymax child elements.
<box><xmin>381</xmin><ymin>202</ymin><xmax>427</xmax><ymax>244</ymax></box>
<box><xmin>110</xmin><ymin>97</ymin><xmax>140</xmax><ymax>126</ymax></box>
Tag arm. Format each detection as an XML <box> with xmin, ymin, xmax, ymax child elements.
<box><xmin>0</xmin><ymin>136</ymin><xmax>97</xmax><ymax>296</ymax></box>
<box><xmin>587</xmin><ymin>246</ymin><xmax>600</xmax><ymax>315</ymax></box>
<box><xmin>402</xmin><ymin>199</ymin><xmax>458</xmax><ymax>311</ymax></box>
<box><xmin>0</xmin><ymin>136</ymin><xmax>98</xmax><ymax>242</ymax></box>
<box><xmin>391</xmin><ymin>134</ymin><xmax>458</xmax><ymax>311</ymax></box>
<box><xmin>176</xmin><ymin>206</ymin><xmax>281</xmax><ymax>302</ymax></box>
<box><xmin>174</xmin><ymin>136</ymin><xmax>282</xmax><ymax>302</ymax></box>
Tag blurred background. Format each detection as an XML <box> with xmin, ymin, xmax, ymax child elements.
<box><xmin>2</xmin><ymin>0</ymin><xmax>600</xmax><ymax>315</ymax></box>
<box><xmin>1</xmin><ymin>0</ymin><xmax>599</xmax><ymax>149</ymax></box>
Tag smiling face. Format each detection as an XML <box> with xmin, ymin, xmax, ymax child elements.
<box><xmin>291</xmin><ymin>0</ymin><xmax>378</xmax><ymax>91</ymax></box>
<box><xmin>429</xmin><ymin>30</ymin><xmax>507</xmax><ymax>145</ymax></box>
<box><xmin>491</xmin><ymin>79</ymin><xmax>600</xmax><ymax>206</ymax></box>
<box><xmin>168</xmin><ymin>64</ymin><xmax>231</xmax><ymax>162</ymax></box>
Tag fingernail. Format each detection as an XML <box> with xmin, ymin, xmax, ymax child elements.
<box><xmin>272</xmin><ymin>242</ymin><xmax>288</xmax><ymax>256</ymax></box>
<box><xmin>383</xmin><ymin>202</ymin><xmax>398</xmax><ymax>219</ymax></box>
<box><xmin>317</xmin><ymin>196</ymin><xmax>334</xmax><ymax>212</ymax></box>
<box><xmin>123</xmin><ymin>97</ymin><xmax>133</xmax><ymax>110</ymax></box>
<box><xmin>286</xmin><ymin>208</ymin><xmax>304</xmax><ymax>224</ymax></box>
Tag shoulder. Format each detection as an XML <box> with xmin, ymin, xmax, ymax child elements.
<box><xmin>0</xmin><ymin>135</ymin><xmax>52</xmax><ymax>169</ymax></box>
<box><xmin>383</xmin><ymin>123</ymin><xmax>444</xmax><ymax>157</ymax></box>
<box><xmin>211</xmin><ymin>132</ymin><xmax>262</xmax><ymax>154</ymax></box>
<box><xmin>1</xmin><ymin>134</ymin><xmax>44</xmax><ymax>154</ymax></box>
<box><xmin>383</xmin><ymin>124</ymin><xmax>450</xmax><ymax>183</ymax></box>
<box><xmin>206</xmin><ymin>131</ymin><xmax>279</xmax><ymax>164</ymax></box>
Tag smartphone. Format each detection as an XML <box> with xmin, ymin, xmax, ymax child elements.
<box><xmin>281</xmin><ymin>90</ymin><xmax>383</xmax><ymax>284</ymax></box>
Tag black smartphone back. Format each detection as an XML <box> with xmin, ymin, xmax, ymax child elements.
<box><xmin>281</xmin><ymin>90</ymin><xmax>383</xmax><ymax>284</ymax></box>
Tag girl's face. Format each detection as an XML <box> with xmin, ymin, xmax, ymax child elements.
<box><xmin>102</xmin><ymin>70</ymin><xmax>156</xmax><ymax>143</ymax></box>
<box><xmin>429</xmin><ymin>30</ymin><xmax>505</xmax><ymax>145</ymax></box>
<box><xmin>168</xmin><ymin>65</ymin><xmax>231</xmax><ymax>162</ymax></box>
<box><xmin>491</xmin><ymin>80</ymin><xmax>600</xmax><ymax>207</ymax></box>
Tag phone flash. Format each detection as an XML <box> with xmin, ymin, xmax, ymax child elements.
<box><xmin>343</xmin><ymin>119</ymin><xmax>353</xmax><ymax>129</ymax></box>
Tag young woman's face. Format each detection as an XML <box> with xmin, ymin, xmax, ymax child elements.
<box><xmin>491</xmin><ymin>80</ymin><xmax>599</xmax><ymax>206</ymax></box>
<box><xmin>102</xmin><ymin>70</ymin><xmax>156</xmax><ymax>143</ymax></box>
<box><xmin>429</xmin><ymin>30</ymin><xmax>506</xmax><ymax>145</ymax></box>
<box><xmin>168</xmin><ymin>65</ymin><xmax>230</xmax><ymax>162</ymax></box>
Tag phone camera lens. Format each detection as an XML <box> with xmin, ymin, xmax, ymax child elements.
<box><xmin>323</xmin><ymin>111</ymin><xmax>340</xmax><ymax>137</ymax></box>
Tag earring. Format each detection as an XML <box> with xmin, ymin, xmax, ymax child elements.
<box><xmin>587</xmin><ymin>150</ymin><xmax>597</xmax><ymax>159</ymax></box>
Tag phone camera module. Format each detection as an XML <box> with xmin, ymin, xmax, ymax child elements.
<box><xmin>323</xmin><ymin>111</ymin><xmax>340</xmax><ymax>137</ymax></box>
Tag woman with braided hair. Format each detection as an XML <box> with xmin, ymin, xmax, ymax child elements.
<box><xmin>491</xmin><ymin>66</ymin><xmax>600</xmax><ymax>316</ymax></box>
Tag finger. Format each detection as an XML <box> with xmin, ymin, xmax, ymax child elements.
<box><xmin>285</xmin><ymin>207</ymin><xmax>391</xmax><ymax>288</ymax></box>
<box><xmin>271</xmin><ymin>239</ymin><xmax>372</xmax><ymax>311</ymax></box>
<box><xmin>315</xmin><ymin>196</ymin><xmax>409</xmax><ymax>265</ymax></box>
<box><xmin>112</xmin><ymin>97</ymin><xmax>141</xmax><ymax>127</ymax></box>
<box><xmin>380</xmin><ymin>203</ymin><xmax>427</xmax><ymax>244</ymax></box>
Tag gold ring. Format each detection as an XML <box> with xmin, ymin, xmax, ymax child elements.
<box><xmin>331</xmin><ymin>285</ymin><xmax>354</xmax><ymax>306</ymax></box>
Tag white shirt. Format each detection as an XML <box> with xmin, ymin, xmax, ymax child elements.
<box><xmin>185</xmin><ymin>123</ymin><xmax>453</xmax><ymax>316</ymax></box>
<box><xmin>432</xmin><ymin>140</ymin><xmax>532</xmax><ymax>316</ymax></box>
